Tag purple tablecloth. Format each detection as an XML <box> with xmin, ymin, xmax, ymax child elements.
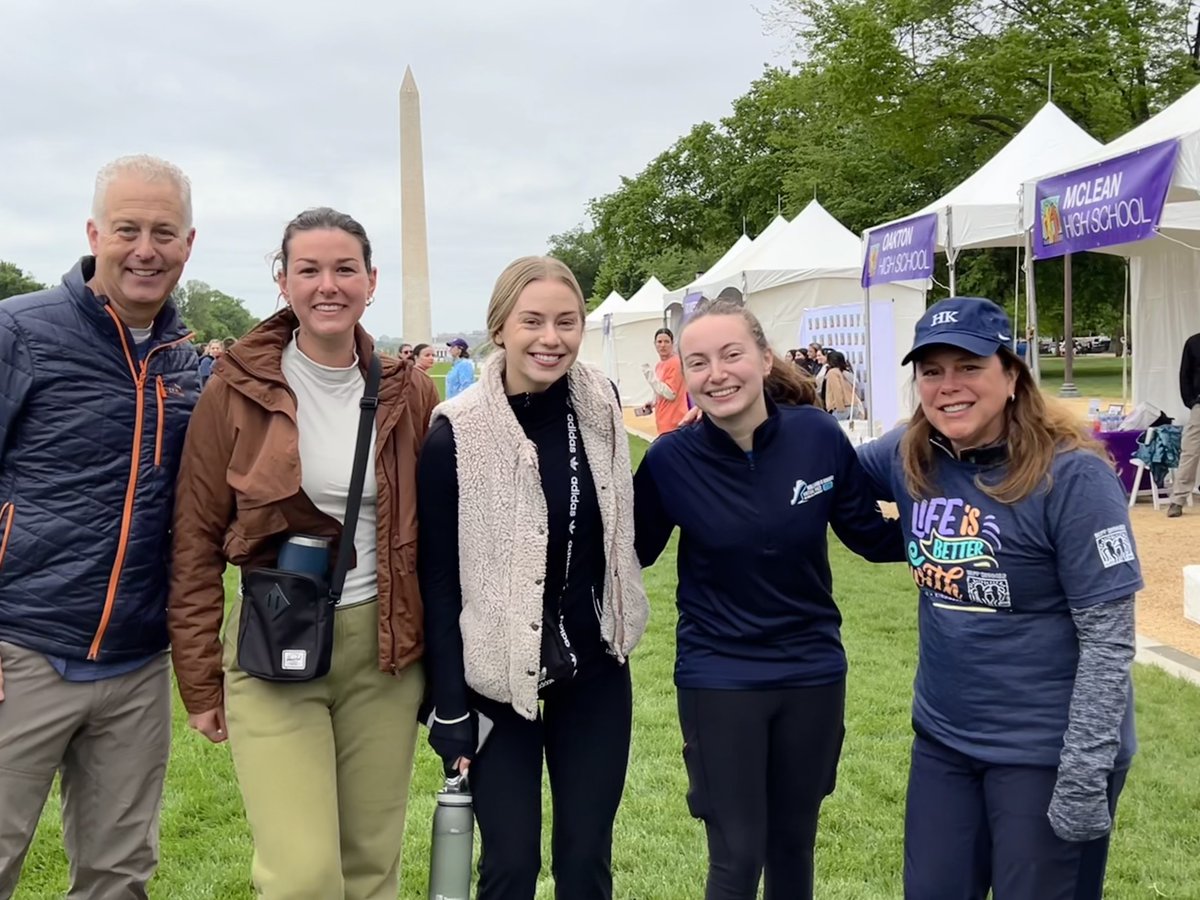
<box><xmin>1098</xmin><ymin>429</ymin><xmax>1143</xmax><ymax>492</ymax></box>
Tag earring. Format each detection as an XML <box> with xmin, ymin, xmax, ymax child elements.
<box><xmin>366</xmin><ymin>295</ymin><xmax>375</xmax><ymax>307</ymax></box>
<box><xmin>1009</xmin><ymin>393</ymin><xmax>1016</xmax><ymax>402</ymax></box>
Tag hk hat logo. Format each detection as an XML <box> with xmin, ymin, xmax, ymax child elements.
<box><xmin>930</xmin><ymin>311</ymin><xmax>959</xmax><ymax>326</ymax></box>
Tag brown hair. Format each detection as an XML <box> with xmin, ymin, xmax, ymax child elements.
<box><xmin>275</xmin><ymin>207</ymin><xmax>373</xmax><ymax>273</ymax></box>
<box><xmin>900</xmin><ymin>346</ymin><xmax>1110</xmax><ymax>502</ymax></box>
<box><xmin>681</xmin><ymin>299</ymin><xmax>820</xmax><ymax>407</ymax></box>
<box><xmin>487</xmin><ymin>256</ymin><xmax>586</xmax><ymax>342</ymax></box>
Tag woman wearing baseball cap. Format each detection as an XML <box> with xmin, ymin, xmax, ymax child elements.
<box><xmin>445</xmin><ymin>337</ymin><xmax>474</xmax><ymax>398</ymax></box>
<box><xmin>857</xmin><ymin>296</ymin><xmax>1140</xmax><ymax>899</ymax></box>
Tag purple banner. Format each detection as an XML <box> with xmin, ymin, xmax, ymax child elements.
<box><xmin>682</xmin><ymin>291</ymin><xmax>703</xmax><ymax>321</ymax></box>
<box><xmin>861</xmin><ymin>213</ymin><xmax>937</xmax><ymax>287</ymax></box>
<box><xmin>1033</xmin><ymin>139</ymin><xmax>1180</xmax><ymax>259</ymax></box>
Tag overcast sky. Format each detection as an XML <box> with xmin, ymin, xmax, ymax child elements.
<box><xmin>0</xmin><ymin>0</ymin><xmax>784</xmax><ymax>338</ymax></box>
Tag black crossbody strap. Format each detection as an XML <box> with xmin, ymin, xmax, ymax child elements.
<box><xmin>328</xmin><ymin>352</ymin><xmax>381</xmax><ymax>604</ymax></box>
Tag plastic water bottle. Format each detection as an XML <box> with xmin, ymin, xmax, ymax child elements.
<box><xmin>428</xmin><ymin>771</ymin><xmax>474</xmax><ymax>900</ymax></box>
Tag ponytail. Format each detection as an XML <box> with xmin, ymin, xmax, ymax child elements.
<box><xmin>766</xmin><ymin>356</ymin><xmax>821</xmax><ymax>408</ymax></box>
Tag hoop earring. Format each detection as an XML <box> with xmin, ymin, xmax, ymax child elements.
<box><xmin>1009</xmin><ymin>393</ymin><xmax>1016</xmax><ymax>403</ymax></box>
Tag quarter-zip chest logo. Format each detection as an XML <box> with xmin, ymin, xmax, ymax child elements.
<box><xmin>790</xmin><ymin>475</ymin><xmax>834</xmax><ymax>506</ymax></box>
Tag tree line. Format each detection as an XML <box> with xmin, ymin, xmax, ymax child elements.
<box><xmin>0</xmin><ymin>261</ymin><xmax>257</xmax><ymax>344</ymax></box>
<box><xmin>549</xmin><ymin>0</ymin><xmax>1200</xmax><ymax>337</ymax></box>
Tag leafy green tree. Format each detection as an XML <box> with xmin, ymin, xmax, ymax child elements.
<box><xmin>173</xmin><ymin>280</ymin><xmax>258</xmax><ymax>344</ymax></box>
<box><xmin>547</xmin><ymin>225</ymin><xmax>604</xmax><ymax>301</ymax></box>
<box><xmin>554</xmin><ymin>0</ymin><xmax>1198</xmax><ymax>337</ymax></box>
<box><xmin>0</xmin><ymin>261</ymin><xmax>47</xmax><ymax>301</ymax></box>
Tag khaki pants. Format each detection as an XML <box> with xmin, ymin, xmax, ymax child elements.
<box><xmin>1172</xmin><ymin>403</ymin><xmax>1200</xmax><ymax>506</ymax></box>
<box><xmin>0</xmin><ymin>642</ymin><xmax>171</xmax><ymax>900</ymax></box>
<box><xmin>223</xmin><ymin>599</ymin><xmax>424</xmax><ymax>900</ymax></box>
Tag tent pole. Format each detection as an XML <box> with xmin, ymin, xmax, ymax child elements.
<box><xmin>1122</xmin><ymin>259</ymin><xmax>1130</xmax><ymax>404</ymax></box>
<box><xmin>1025</xmin><ymin>229</ymin><xmax>1041</xmax><ymax>384</ymax></box>
<box><xmin>1013</xmin><ymin>245</ymin><xmax>1022</xmax><ymax>352</ymax></box>
<box><xmin>1060</xmin><ymin>252</ymin><xmax>1079</xmax><ymax>397</ymax></box>
<box><xmin>946</xmin><ymin>207</ymin><xmax>957</xmax><ymax>295</ymax></box>
<box><xmin>863</xmin><ymin>284</ymin><xmax>874</xmax><ymax>440</ymax></box>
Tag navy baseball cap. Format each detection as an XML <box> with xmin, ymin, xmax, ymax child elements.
<box><xmin>446</xmin><ymin>338</ymin><xmax>469</xmax><ymax>351</ymax></box>
<box><xmin>902</xmin><ymin>297</ymin><xmax>1013</xmax><ymax>365</ymax></box>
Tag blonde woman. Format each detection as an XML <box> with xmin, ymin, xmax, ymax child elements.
<box><xmin>417</xmin><ymin>256</ymin><xmax>649</xmax><ymax>900</ymax></box>
<box><xmin>857</xmin><ymin>297</ymin><xmax>1140</xmax><ymax>899</ymax></box>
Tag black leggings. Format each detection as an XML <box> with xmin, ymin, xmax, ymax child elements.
<box><xmin>677</xmin><ymin>679</ymin><xmax>846</xmax><ymax>900</ymax></box>
<box><xmin>468</xmin><ymin>660</ymin><xmax>633</xmax><ymax>900</ymax></box>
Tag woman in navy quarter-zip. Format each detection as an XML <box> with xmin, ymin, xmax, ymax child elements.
<box><xmin>634</xmin><ymin>300</ymin><xmax>905</xmax><ymax>900</ymax></box>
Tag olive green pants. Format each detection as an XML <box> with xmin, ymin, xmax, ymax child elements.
<box><xmin>224</xmin><ymin>599</ymin><xmax>423</xmax><ymax>900</ymax></box>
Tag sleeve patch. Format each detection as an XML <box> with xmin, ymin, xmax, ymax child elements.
<box><xmin>1094</xmin><ymin>525</ymin><xmax>1135</xmax><ymax>568</ymax></box>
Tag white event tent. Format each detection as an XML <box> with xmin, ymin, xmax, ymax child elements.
<box><xmin>579</xmin><ymin>290</ymin><xmax>624</xmax><ymax>371</ymax></box>
<box><xmin>604</xmin><ymin>273</ymin><xmax>672</xmax><ymax>403</ymax></box>
<box><xmin>1021</xmin><ymin>84</ymin><xmax>1200</xmax><ymax>421</ymax></box>
<box><xmin>663</xmin><ymin>216</ymin><xmax>791</xmax><ymax>331</ymax></box>
<box><xmin>922</xmin><ymin>103</ymin><xmax>1102</xmax><ymax>261</ymax></box>
<box><xmin>662</xmin><ymin>233</ymin><xmax>753</xmax><ymax>310</ymax></box>
<box><xmin>863</xmin><ymin>102</ymin><xmax>1102</xmax><ymax>383</ymax></box>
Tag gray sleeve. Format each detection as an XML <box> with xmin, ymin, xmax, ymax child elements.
<box><xmin>1062</xmin><ymin>596</ymin><xmax>1135</xmax><ymax>774</ymax></box>
<box><xmin>1048</xmin><ymin>595</ymin><xmax>1135</xmax><ymax>841</ymax></box>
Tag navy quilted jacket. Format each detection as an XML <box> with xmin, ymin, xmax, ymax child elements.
<box><xmin>0</xmin><ymin>258</ymin><xmax>199</xmax><ymax>661</ymax></box>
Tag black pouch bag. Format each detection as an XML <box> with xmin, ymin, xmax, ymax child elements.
<box><xmin>236</xmin><ymin>353</ymin><xmax>381</xmax><ymax>682</ymax></box>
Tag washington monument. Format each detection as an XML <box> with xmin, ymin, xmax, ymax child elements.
<box><xmin>400</xmin><ymin>66</ymin><xmax>432</xmax><ymax>346</ymax></box>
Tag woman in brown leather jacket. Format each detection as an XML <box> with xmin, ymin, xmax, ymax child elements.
<box><xmin>168</xmin><ymin>208</ymin><xmax>439</xmax><ymax>900</ymax></box>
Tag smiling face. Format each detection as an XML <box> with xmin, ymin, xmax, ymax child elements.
<box><xmin>86</xmin><ymin>174</ymin><xmax>194</xmax><ymax>327</ymax></box>
<box><xmin>277</xmin><ymin>228</ymin><xmax>376</xmax><ymax>359</ymax></box>
<box><xmin>680</xmin><ymin>313</ymin><xmax>771</xmax><ymax>430</ymax></box>
<box><xmin>915</xmin><ymin>346</ymin><xmax>1017</xmax><ymax>453</ymax></box>
<box><xmin>496</xmin><ymin>278</ymin><xmax>583</xmax><ymax>394</ymax></box>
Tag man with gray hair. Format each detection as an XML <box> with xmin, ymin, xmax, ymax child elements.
<box><xmin>0</xmin><ymin>155</ymin><xmax>199</xmax><ymax>898</ymax></box>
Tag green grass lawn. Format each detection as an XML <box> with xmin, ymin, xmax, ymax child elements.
<box><xmin>426</xmin><ymin>360</ymin><xmax>449</xmax><ymax>400</ymax></box>
<box><xmin>15</xmin><ymin>436</ymin><xmax>1200</xmax><ymax>898</ymax></box>
<box><xmin>1037</xmin><ymin>355</ymin><xmax>1131</xmax><ymax>400</ymax></box>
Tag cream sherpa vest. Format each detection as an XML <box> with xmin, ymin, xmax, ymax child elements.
<box><xmin>432</xmin><ymin>352</ymin><xmax>649</xmax><ymax>720</ymax></box>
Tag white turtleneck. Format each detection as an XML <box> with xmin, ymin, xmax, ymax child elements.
<box><xmin>280</xmin><ymin>336</ymin><xmax>378</xmax><ymax>607</ymax></box>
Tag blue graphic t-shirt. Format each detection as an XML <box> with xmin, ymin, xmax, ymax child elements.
<box><xmin>858</xmin><ymin>427</ymin><xmax>1142</xmax><ymax>768</ymax></box>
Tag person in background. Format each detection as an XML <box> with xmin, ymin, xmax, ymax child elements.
<box><xmin>169</xmin><ymin>207</ymin><xmax>438</xmax><ymax>900</ymax></box>
<box><xmin>413</xmin><ymin>342</ymin><xmax>436</xmax><ymax>373</ymax></box>
<box><xmin>636</xmin><ymin>327</ymin><xmax>689</xmax><ymax>437</ymax></box>
<box><xmin>198</xmin><ymin>337</ymin><xmax>223</xmax><ymax>388</ymax></box>
<box><xmin>857</xmin><ymin>297</ymin><xmax>1139</xmax><ymax>900</ymax></box>
<box><xmin>1168</xmin><ymin>329</ymin><xmax>1200</xmax><ymax>517</ymax></box>
<box><xmin>823</xmin><ymin>349</ymin><xmax>855</xmax><ymax>421</ymax></box>
<box><xmin>419</xmin><ymin>256</ymin><xmax>648</xmax><ymax>900</ymax></box>
<box><xmin>0</xmin><ymin>154</ymin><xmax>199</xmax><ymax>898</ymax></box>
<box><xmin>634</xmin><ymin>299</ymin><xmax>903</xmax><ymax>900</ymax></box>
<box><xmin>810</xmin><ymin>345</ymin><xmax>830</xmax><ymax>405</ymax></box>
<box><xmin>807</xmin><ymin>342</ymin><xmax>823</xmax><ymax>368</ymax></box>
<box><xmin>399</xmin><ymin>342</ymin><xmax>413</xmax><ymax>362</ymax></box>
<box><xmin>784</xmin><ymin>349</ymin><xmax>796</xmax><ymax>363</ymax></box>
<box><xmin>445</xmin><ymin>337</ymin><xmax>475</xmax><ymax>398</ymax></box>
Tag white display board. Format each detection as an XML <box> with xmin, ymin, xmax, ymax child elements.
<box><xmin>800</xmin><ymin>299</ymin><xmax>914</xmax><ymax>431</ymax></box>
